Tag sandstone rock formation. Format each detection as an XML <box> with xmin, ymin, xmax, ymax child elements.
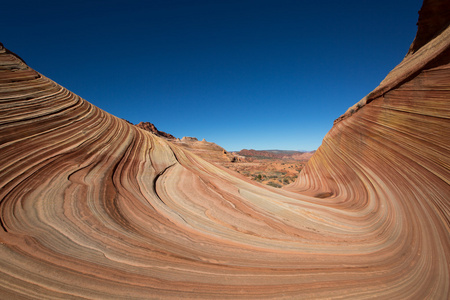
<box><xmin>135</xmin><ymin>121</ymin><xmax>176</xmax><ymax>139</ymax></box>
<box><xmin>173</xmin><ymin>136</ymin><xmax>237</xmax><ymax>163</ymax></box>
<box><xmin>0</xmin><ymin>1</ymin><xmax>448</xmax><ymax>299</ymax></box>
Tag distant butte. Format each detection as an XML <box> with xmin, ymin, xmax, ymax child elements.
<box><xmin>0</xmin><ymin>0</ymin><xmax>448</xmax><ymax>298</ymax></box>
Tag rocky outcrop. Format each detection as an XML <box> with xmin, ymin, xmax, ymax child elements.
<box><xmin>0</xmin><ymin>1</ymin><xmax>448</xmax><ymax>298</ymax></box>
<box><xmin>334</xmin><ymin>1</ymin><xmax>450</xmax><ymax>125</ymax></box>
<box><xmin>407</xmin><ymin>0</ymin><xmax>450</xmax><ymax>54</ymax></box>
<box><xmin>135</xmin><ymin>121</ymin><xmax>176</xmax><ymax>139</ymax></box>
<box><xmin>180</xmin><ymin>136</ymin><xmax>199</xmax><ymax>143</ymax></box>
<box><xmin>287</xmin><ymin>1</ymin><xmax>450</xmax><ymax>297</ymax></box>
<box><xmin>174</xmin><ymin>136</ymin><xmax>236</xmax><ymax>163</ymax></box>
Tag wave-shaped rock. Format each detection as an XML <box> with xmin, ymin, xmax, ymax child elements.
<box><xmin>0</xmin><ymin>0</ymin><xmax>448</xmax><ymax>298</ymax></box>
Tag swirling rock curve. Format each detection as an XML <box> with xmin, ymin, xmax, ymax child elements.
<box><xmin>0</xmin><ymin>0</ymin><xmax>449</xmax><ymax>298</ymax></box>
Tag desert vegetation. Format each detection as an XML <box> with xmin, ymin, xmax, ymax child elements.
<box><xmin>222</xmin><ymin>156</ymin><xmax>307</xmax><ymax>188</ymax></box>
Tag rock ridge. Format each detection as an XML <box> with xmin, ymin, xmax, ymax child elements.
<box><xmin>135</xmin><ymin>121</ymin><xmax>176</xmax><ymax>139</ymax></box>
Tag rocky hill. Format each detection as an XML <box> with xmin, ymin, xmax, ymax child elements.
<box><xmin>135</xmin><ymin>121</ymin><xmax>176</xmax><ymax>139</ymax></box>
<box><xmin>172</xmin><ymin>136</ymin><xmax>237</xmax><ymax>163</ymax></box>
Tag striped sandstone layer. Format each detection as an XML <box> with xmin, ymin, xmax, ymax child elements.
<box><xmin>0</xmin><ymin>1</ymin><xmax>448</xmax><ymax>299</ymax></box>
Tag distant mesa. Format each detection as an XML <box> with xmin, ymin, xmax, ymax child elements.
<box><xmin>237</xmin><ymin>149</ymin><xmax>315</xmax><ymax>160</ymax></box>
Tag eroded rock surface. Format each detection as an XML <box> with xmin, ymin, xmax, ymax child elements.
<box><xmin>0</xmin><ymin>1</ymin><xmax>448</xmax><ymax>298</ymax></box>
<box><xmin>135</xmin><ymin>121</ymin><xmax>176</xmax><ymax>139</ymax></box>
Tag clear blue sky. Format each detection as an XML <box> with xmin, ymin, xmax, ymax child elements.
<box><xmin>2</xmin><ymin>0</ymin><xmax>423</xmax><ymax>151</ymax></box>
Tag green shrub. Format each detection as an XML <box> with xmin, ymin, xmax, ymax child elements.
<box><xmin>267</xmin><ymin>182</ymin><xmax>282</xmax><ymax>188</ymax></box>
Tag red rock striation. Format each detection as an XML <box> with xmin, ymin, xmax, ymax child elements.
<box><xmin>173</xmin><ymin>136</ymin><xmax>237</xmax><ymax>163</ymax></box>
<box><xmin>0</xmin><ymin>1</ymin><xmax>448</xmax><ymax>299</ymax></box>
<box><xmin>335</xmin><ymin>0</ymin><xmax>450</xmax><ymax>125</ymax></box>
<box><xmin>287</xmin><ymin>1</ymin><xmax>450</xmax><ymax>297</ymax></box>
<box><xmin>135</xmin><ymin>121</ymin><xmax>176</xmax><ymax>139</ymax></box>
<box><xmin>408</xmin><ymin>0</ymin><xmax>450</xmax><ymax>54</ymax></box>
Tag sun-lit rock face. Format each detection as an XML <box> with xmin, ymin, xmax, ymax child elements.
<box><xmin>287</xmin><ymin>0</ymin><xmax>450</xmax><ymax>296</ymax></box>
<box><xmin>135</xmin><ymin>121</ymin><xmax>176</xmax><ymax>139</ymax></box>
<box><xmin>0</xmin><ymin>1</ymin><xmax>448</xmax><ymax>298</ymax></box>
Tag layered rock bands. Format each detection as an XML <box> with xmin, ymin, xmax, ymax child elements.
<box><xmin>0</xmin><ymin>0</ymin><xmax>448</xmax><ymax>298</ymax></box>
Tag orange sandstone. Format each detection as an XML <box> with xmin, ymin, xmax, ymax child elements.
<box><xmin>0</xmin><ymin>0</ymin><xmax>448</xmax><ymax>298</ymax></box>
